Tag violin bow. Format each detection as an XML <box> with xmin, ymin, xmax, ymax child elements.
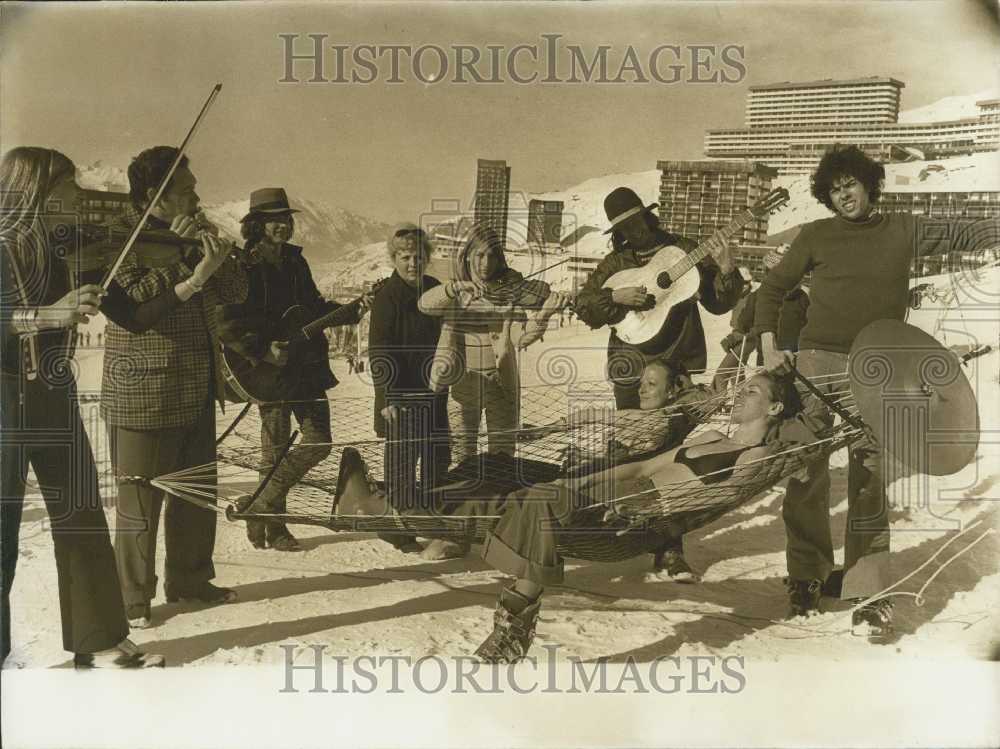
<box><xmin>100</xmin><ymin>83</ymin><xmax>223</xmax><ymax>289</ymax></box>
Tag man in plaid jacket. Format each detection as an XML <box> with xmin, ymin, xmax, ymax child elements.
<box><xmin>101</xmin><ymin>146</ymin><xmax>248</xmax><ymax>627</ymax></box>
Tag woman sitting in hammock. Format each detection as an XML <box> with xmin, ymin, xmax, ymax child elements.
<box><xmin>335</xmin><ymin>369</ymin><xmax>802</xmax><ymax>662</ymax></box>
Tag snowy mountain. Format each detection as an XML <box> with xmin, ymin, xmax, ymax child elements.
<box><xmin>201</xmin><ymin>197</ymin><xmax>391</xmax><ymax>265</ymax></box>
<box><xmin>75</xmin><ymin>162</ymin><xmax>391</xmax><ymax>265</ymax></box>
<box><xmin>898</xmin><ymin>88</ymin><xmax>999</xmax><ymax>123</ymax></box>
<box><xmin>77</xmin><ymin>162</ymin><xmax>129</xmax><ymax>193</ymax></box>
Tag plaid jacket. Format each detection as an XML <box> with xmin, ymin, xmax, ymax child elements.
<box><xmin>100</xmin><ymin>209</ymin><xmax>248</xmax><ymax>429</ymax></box>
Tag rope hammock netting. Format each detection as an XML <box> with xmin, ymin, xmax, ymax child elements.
<box><xmin>145</xmin><ymin>361</ymin><xmax>867</xmax><ymax>563</ymax></box>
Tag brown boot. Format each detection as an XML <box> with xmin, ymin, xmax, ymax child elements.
<box><xmin>268</xmin><ymin>524</ymin><xmax>302</xmax><ymax>552</ymax></box>
<box><xmin>246</xmin><ymin>520</ymin><xmax>267</xmax><ymax>549</ymax></box>
<box><xmin>475</xmin><ymin>586</ymin><xmax>541</xmax><ymax>664</ymax></box>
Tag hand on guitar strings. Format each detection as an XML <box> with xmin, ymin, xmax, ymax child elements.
<box><xmin>262</xmin><ymin>340</ymin><xmax>290</xmax><ymax>367</ymax></box>
<box><xmin>612</xmin><ymin>285</ymin><xmax>656</xmax><ymax>311</ymax></box>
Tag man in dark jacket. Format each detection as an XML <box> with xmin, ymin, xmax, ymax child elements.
<box><xmin>367</xmin><ymin>223</ymin><xmax>452</xmax><ymax>552</ymax></box>
<box><xmin>221</xmin><ymin>188</ymin><xmax>367</xmax><ymax>551</ymax></box>
<box><xmin>575</xmin><ymin>187</ymin><xmax>745</xmax><ymax>409</ymax></box>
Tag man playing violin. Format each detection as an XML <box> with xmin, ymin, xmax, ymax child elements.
<box><xmin>101</xmin><ymin>146</ymin><xmax>248</xmax><ymax>628</ymax></box>
<box><xmin>219</xmin><ymin>188</ymin><xmax>369</xmax><ymax>551</ymax></box>
<box><xmin>574</xmin><ymin>186</ymin><xmax>744</xmax><ymax>578</ymax></box>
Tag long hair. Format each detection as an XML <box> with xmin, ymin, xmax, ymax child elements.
<box><xmin>455</xmin><ymin>223</ymin><xmax>509</xmax><ymax>283</ymax></box>
<box><xmin>1</xmin><ymin>147</ymin><xmax>75</xmax><ymax>305</ymax></box>
<box><xmin>241</xmin><ymin>213</ymin><xmax>296</xmax><ymax>251</ymax></box>
<box><xmin>609</xmin><ymin>208</ymin><xmax>661</xmax><ymax>253</ymax></box>
<box><xmin>1</xmin><ymin>147</ymin><xmax>74</xmax><ymax>237</ymax></box>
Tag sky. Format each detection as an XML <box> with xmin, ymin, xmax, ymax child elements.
<box><xmin>1</xmin><ymin>1</ymin><xmax>998</xmax><ymax>223</ymax></box>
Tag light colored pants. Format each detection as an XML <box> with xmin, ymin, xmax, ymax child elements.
<box><xmin>449</xmin><ymin>370</ymin><xmax>517</xmax><ymax>467</ymax></box>
<box><xmin>783</xmin><ymin>349</ymin><xmax>891</xmax><ymax>599</ymax></box>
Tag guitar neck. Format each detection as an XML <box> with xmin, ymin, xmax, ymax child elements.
<box><xmin>301</xmin><ymin>300</ymin><xmax>360</xmax><ymax>339</ymax></box>
<box><xmin>297</xmin><ymin>278</ymin><xmax>386</xmax><ymax>339</ymax></box>
<box><xmin>672</xmin><ymin>206</ymin><xmax>757</xmax><ymax>275</ymax></box>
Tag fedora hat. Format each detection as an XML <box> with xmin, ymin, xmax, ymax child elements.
<box><xmin>240</xmin><ymin>187</ymin><xmax>300</xmax><ymax>223</ymax></box>
<box><xmin>603</xmin><ymin>187</ymin><xmax>658</xmax><ymax>234</ymax></box>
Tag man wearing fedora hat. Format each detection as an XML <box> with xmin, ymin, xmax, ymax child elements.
<box><xmin>219</xmin><ymin>187</ymin><xmax>369</xmax><ymax>551</ymax></box>
<box><xmin>575</xmin><ymin>186</ymin><xmax>744</xmax><ymax>578</ymax></box>
<box><xmin>577</xmin><ymin>186</ymin><xmax>743</xmax><ymax>403</ymax></box>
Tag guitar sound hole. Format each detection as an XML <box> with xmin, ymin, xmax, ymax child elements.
<box><xmin>656</xmin><ymin>272</ymin><xmax>672</xmax><ymax>290</ymax></box>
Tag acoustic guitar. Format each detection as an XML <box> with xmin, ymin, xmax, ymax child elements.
<box><xmin>222</xmin><ymin>279</ymin><xmax>385</xmax><ymax>403</ymax></box>
<box><xmin>603</xmin><ymin>187</ymin><xmax>790</xmax><ymax>346</ymax></box>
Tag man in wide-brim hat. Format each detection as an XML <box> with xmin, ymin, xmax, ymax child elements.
<box><xmin>221</xmin><ymin>187</ymin><xmax>368</xmax><ymax>552</ymax></box>
<box><xmin>574</xmin><ymin>185</ymin><xmax>745</xmax><ymax>581</ymax></box>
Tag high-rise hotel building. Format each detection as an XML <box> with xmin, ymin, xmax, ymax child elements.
<box><xmin>474</xmin><ymin>159</ymin><xmax>511</xmax><ymax>247</ymax></box>
<box><xmin>705</xmin><ymin>77</ymin><xmax>1000</xmax><ymax>174</ymax></box>
<box><xmin>527</xmin><ymin>199</ymin><xmax>564</xmax><ymax>247</ymax></box>
<box><xmin>657</xmin><ymin>160</ymin><xmax>778</xmax><ymax>246</ymax></box>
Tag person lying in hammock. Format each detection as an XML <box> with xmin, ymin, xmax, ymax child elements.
<box><xmin>338</xmin><ymin>357</ymin><xmax>719</xmax><ymax>572</ymax></box>
<box><xmin>335</xmin><ymin>369</ymin><xmax>803</xmax><ymax>663</ymax></box>
<box><xmin>467</xmin><ymin>370</ymin><xmax>803</xmax><ymax>662</ymax></box>
<box><xmin>544</xmin><ymin>359</ymin><xmax>722</xmax><ymax>579</ymax></box>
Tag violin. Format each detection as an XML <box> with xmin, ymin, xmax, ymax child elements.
<box><xmin>92</xmin><ymin>83</ymin><xmax>224</xmax><ymax>289</ymax></box>
<box><xmin>61</xmin><ymin>220</ymin><xmax>241</xmax><ymax>275</ymax></box>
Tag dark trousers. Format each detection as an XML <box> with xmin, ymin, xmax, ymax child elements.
<box><xmin>257</xmin><ymin>398</ymin><xmax>332</xmax><ymax>539</ymax></box>
<box><xmin>1</xmin><ymin>374</ymin><xmax>128</xmax><ymax>658</ymax></box>
<box><xmin>481</xmin><ymin>479</ymin><xmax>732</xmax><ymax>585</ymax></box>
<box><xmin>379</xmin><ymin>393</ymin><xmax>450</xmax><ymax>548</ymax></box>
<box><xmin>782</xmin><ymin>349</ymin><xmax>890</xmax><ymax>598</ymax></box>
<box><xmin>383</xmin><ymin>393</ymin><xmax>452</xmax><ymax>512</ymax></box>
<box><xmin>109</xmin><ymin>403</ymin><xmax>218</xmax><ymax>609</ymax></box>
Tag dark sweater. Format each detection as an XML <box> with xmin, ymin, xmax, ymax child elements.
<box><xmin>755</xmin><ymin>213</ymin><xmax>1000</xmax><ymax>353</ymax></box>
<box><xmin>368</xmin><ymin>271</ymin><xmax>444</xmax><ymax>436</ymax></box>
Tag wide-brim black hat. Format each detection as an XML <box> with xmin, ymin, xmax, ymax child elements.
<box><xmin>603</xmin><ymin>186</ymin><xmax>657</xmax><ymax>234</ymax></box>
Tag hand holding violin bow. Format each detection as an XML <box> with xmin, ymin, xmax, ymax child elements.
<box><xmin>35</xmin><ymin>285</ymin><xmax>107</xmax><ymax>330</ymax></box>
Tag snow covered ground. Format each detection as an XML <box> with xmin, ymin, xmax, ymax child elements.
<box><xmin>6</xmin><ymin>268</ymin><xmax>999</xmax><ymax>670</ymax></box>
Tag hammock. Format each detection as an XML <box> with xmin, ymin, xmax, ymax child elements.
<box><xmin>147</xmin><ymin>367</ymin><xmax>864</xmax><ymax>563</ymax></box>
